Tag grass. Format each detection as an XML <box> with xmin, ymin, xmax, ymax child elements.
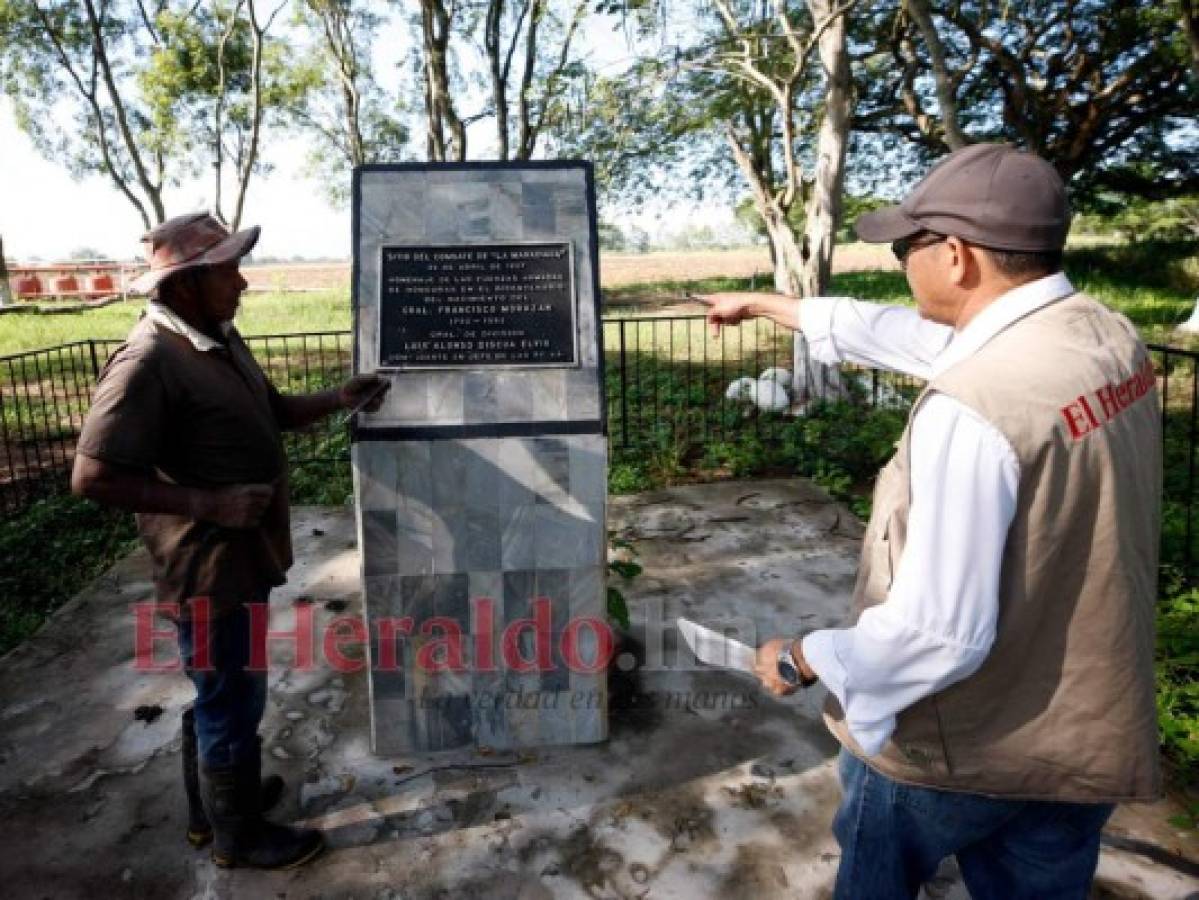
<box><xmin>0</xmin><ymin>289</ymin><xmax>351</xmax><ymax>357</ymax></box>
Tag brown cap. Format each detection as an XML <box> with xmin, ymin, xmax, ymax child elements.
<box><xmin>131</xmin><ymin>213</ymin><xmax>260</xmax><ymax>294</ymax></box>
<box><xmin>854</xmin><ymin>143</ymin><xmax>1070</xmax><ymax>252</ymax></box>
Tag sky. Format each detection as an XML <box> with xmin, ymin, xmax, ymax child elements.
<box><xmin>0</xmin><ymin>98</ymin><xmax>354</xmax><ymax>262</ymax></box>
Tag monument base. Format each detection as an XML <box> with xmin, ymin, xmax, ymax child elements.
<box><xmin>354</xmin><ymin>435</ymin><xmax>609</xmax><ymax>754</ymax></box>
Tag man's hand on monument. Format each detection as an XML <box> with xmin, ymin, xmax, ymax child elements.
<box><xmin>754</xmin><ymin>637</ymin><xmax>801</xmax><ymax>697</ymax></box>
<box><xmin>201</xmin><ymin>483</ymin><xmax>275</xmax><ymax>528</ymax></box>
<box><xmin>339</xmin><ymin>374</ymin><xmax>389</xmax><ymax>413</ymax></box>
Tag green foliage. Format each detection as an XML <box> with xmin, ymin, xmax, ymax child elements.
<box><xmin>1075</xmin><ymin>198</ymin><xmax>1199</xmax><ymax>242</ymax></box>
<box><xmin>606</xmin><ymin>540</ymin><xmax>642</xmax><ymax>632</ymax></box>
<box><xmin>790</xmin><ymin>399</ymin><xmax>907</xmax><ymax>485</ymax></box>
<box><xmin>1156</xmin><ymin>588</ymin><xmax>1199</xmax><ymax>782</ymax></box>
<box><xmin>606</xmin><ymin>586</ymin><xmax>630</xmax><ymax>632</ymax></box>
<box><xmin>608</xmin><ymin>461</ymin><xmax>653</xmax><ymax>494</ymax></box>
<box><xmin>288</xmin><ymin>455</ymin><xmax>352</xmax><ymax>506</ymax></box>
<box><xmin>0</xmin><ymin>492</ymin><xmax>138</xmax><ymax>655</ymax></box>
<box><xmin>735</xmin><ymin>193</ymin><xmax>892</xmax><ymax>244</ymax></box>
<box><xmin>608</xmin><ymin>559</ymin><xmax>642</xmax><ymax>580</ymax></box>
<box><xmin>286</xmin><ymin>0</ymin><xmax>409</xmax><ymax>205</ymax></box>
<box><xmin>0</xmin><ymin>0</ymin><xmax>315</xmax><ymax>226</ymax></box>
<box><xmin>701</xmin><ymin>435</ymin><xmax>775</xmax><ymax>478</ymax></box>
<box><xmin>598</xmin><ymin>220</ymin><xmax>650</xmax><ymax>254</ymax></box>
<box><xmin>852</xmin><ymin>0</ymin><xmax>1197</xmax><ymax>205</ymax></box>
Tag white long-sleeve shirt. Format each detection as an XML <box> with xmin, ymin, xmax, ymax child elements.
<box><xmin>797</xmin><ymin>273</ymin><xmax>1076</xmax><ymax>756</ymax></box>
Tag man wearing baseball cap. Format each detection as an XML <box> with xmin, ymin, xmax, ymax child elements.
<box><xmin>698</xmin><ymin>144</ymin><xmax>1161</xmax><ymax>898</ymax></box>
<box><xmin>72</xmin><ymin>213</ymin><xmax>388</xmax><ymax>869</ymax></box>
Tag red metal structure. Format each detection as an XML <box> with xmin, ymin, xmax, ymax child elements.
<box><xmin>4</xmin><ymin>261</ymin><xmax>145</xmax><ymax>301</ymax></box>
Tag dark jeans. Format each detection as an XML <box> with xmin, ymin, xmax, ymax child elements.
<box><xmin>176</xmin><ymin>600</ymin><xmax>268</xmax><ymax>769</ymax></box>
<box><xmin>833</xmin><ymin>749</ymin><xmax>1114</xmax><ymax>900</ymax></box>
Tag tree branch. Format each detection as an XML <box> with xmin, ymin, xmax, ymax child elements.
<box><xmin>903</xmin><ymin>0</ymin><xmax>968</xmax><ymax>149</ymax></box>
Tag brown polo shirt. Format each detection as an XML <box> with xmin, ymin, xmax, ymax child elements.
<box><xmin>77</xmin><ymin>316</ymin><xmax>293</xmax><ymax>617</ymax></box>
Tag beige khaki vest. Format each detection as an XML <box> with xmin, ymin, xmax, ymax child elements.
<box><xmin>824</xmin><ymin>293</ymin><xmax>1163</xmax><ymax>802</ymax></box>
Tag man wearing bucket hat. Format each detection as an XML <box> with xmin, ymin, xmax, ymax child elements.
<box><xmin>697</xmin><ymin>144</ymin><xmax>1161</xmax><ymax>898</ymax></box>
<box><xmin>72</xmin><ymin>213</ymin><xmax>388</xmax><ymax>870</ymax></box>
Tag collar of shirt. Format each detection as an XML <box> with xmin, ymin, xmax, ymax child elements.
<box><xmin>929</xmin><ymin>272</ymin><xmax>1075</xmax><ymax>378</ymax></box>
<box><xmin>146</xmin><ymin>301</ymin><xmax>233</xmax><ymax>353</ymax></box>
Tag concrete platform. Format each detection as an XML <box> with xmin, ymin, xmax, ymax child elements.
<box><xmin>0</xmin><ymin>479</ymin><xmax>1195</xmax><ymax>899</ymax></box>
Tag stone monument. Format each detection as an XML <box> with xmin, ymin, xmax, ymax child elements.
<box><xmin>351</xmin><ymin>162</ymin><xmax>609</xmax><ymax>754</ymax></box>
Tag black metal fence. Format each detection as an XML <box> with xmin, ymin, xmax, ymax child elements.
<box><xmin>3</xmin><ymin>318</ymin><xmax>1197</xmax><ymax>579</ymax></box>
<box><xmin>0</xmin><ymin>332</ymin><xmax>352</xmax><ymax>516</ymax></box>
<box><xmin>600</xmin><ymin>315</ymin><xmax>925</xmax><ymax>456</ymax></box>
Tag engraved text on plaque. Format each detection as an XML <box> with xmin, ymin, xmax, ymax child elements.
<box><xmin>378</xmin><ymin>242</ymin><xmax>577</xmax><ymax>369</ymax></box>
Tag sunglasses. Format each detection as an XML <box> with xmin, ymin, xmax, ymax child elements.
<box><xmin>892</xmin><ymin>233</ymin><xmax>947</xmax><ymax>266</ymax></box>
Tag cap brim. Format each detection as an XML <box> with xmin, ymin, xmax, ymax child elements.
<box><xmin>853</xmin><ymin>206</ymin><xmax>923</xmax><ymax>243</ymax></box>
<box><xmin>130</xmin><ymin>225</ymin><xmax>261</xmax><ymax>294</ymax></box>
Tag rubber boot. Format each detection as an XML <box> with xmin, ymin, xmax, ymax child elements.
<box><xmin>200</xmin><ymin>756</ymin><xmax>324</xmax><ymax>870</ymax></box>
<box><xmin>182</xmin><ymin>709</ymin><xmax>285</xmax><ymax>848</ymax></box>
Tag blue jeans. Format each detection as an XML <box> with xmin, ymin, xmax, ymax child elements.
<box><xmin>176</xmin><ymin>601</ymin><xmax>268</xmax><ymax>769</ymax></box>
<box><xmin>833</xmin><ymin>749</ymin><xmax>1114</xmax><ymax>900</ymax></box>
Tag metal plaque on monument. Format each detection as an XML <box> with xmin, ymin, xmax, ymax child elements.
<box><xmin>351</xmin><ymin>161</ymin><xmax>609</xmax><ymax>754</ymax></box>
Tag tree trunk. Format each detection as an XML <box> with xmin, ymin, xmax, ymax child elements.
<box><xmin>800</xmin><ymin>0</ymin><xmax>852</xmax><ymax>299</ymax></box>
<box><xmin>794</xmin><ymin>0</ymin><xmax>854</xmax><ymax>404</ymax></box>
<box><xmin>212</xmin><ymin>3</ymin><xmax>241</xmax><ymax>225</ymax></box>
<box><xmin>421</xmin><ymin>0</ymin><xmax>466</xmax><ymax>161</ymax></box>
<box><xmin>726</xmin><ymin>129</ymin><xmax>805</xmax><ymax>295</ymax></box>
<box><xmin>1182</xmin><ymin>0</ymin><xmax>1199</xmax><ymax>83</ymax></box>
<box><xmin>231</xmin><ymin>0</ymin><xmax>279</xmax><ymax>233</ymax></box>
<box><xmin>763</xmin><ymin>211</ymin><xmax>805</xmax><ymax>296</ymax></box>
<box><xmin>485</xmin><ymin>0</ymin><xmax>510</xmax><ymax>159</ymax></box>
<box><xmin>82</xmin><ymin>0</ymin><xmax>166</xmax><ymax>223</ymax></box>
<box><xmin>0</xmin><ymin>235</ymin><xmax>12</xmax><ymax>307</ymax></box>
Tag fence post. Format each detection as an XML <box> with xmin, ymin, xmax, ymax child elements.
<box><xmin>87</xmin><ymin>339</ymin><xmax>101</xmax><ymax>380</ymax></box>
<box><xmin>618</xmin><ymin>320</ymin><xmax>629</xmax><ymax>450</ymax></box>
<box><xmin>1188</xmin><ymin>359</ymin><xmax>1198</xmax><ymax>581</ymax></box>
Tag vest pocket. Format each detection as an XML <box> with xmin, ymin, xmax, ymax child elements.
<box><xmin>889</xmin><ymin>699</ymin><xmax>954</xmax><ymax>782</ymax></box>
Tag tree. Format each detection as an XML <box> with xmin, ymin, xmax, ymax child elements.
<box><xmin>144</xmin><ymin>0</ymin><xmax>294</xmax><ymax>230</ymax></box>
<box><xmin>560</xmin><ymin>1</ymin><xmax>855</xmax><ymax>297</ymax></box>
<box><xmin>480</xmin><ymin>0</ymin><xmax>588</xmax><ymax>160</ymax></box>
<box><xmin>0</xmin><ymin>0</ymin><xmax>296</xmax><ymax>229</ymax></box>
<box><xmin>564</xmin><ymin>1</ymin><xmax>854</xmax><ymax>401</ymax></box>
<box><xmin>285</xmin><ymin>0</ymin><xmax>409</xmax><ymax>203</ymax></box>
<box><xmin>412</xmin><ymin>0</ymin><xmax>592</xmax><ymax>162</ymax></box>
<box><xmin>418</xmin><ymin>0</ymin><xmax>468</xmax><ymax>160</ymax></box>
<box><xmin>0</xmin><ymin>0</ymin><xmax>171</xmax><ymax>228</ymax></box>
<box><xmin>854</xmin><ymin>0</ymin><xmax>1198</xmax><ymax>202</ymax></box>
<box><xmin>676</xmin><ymin>0</ymin><xmax>855</xmax><ymax>297</ymax></box>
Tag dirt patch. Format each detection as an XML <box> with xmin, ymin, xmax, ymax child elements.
<box><xmin>241</xmin><ymin>262</ymin><xmax>351</xmax><ymax>292</ymax></box>
<box><xmin>719</xmin><ymin>843</ymin><xmax>798</xmax><ymax>899</ymax></box>
<box><xmin>556</xmin><ymin>824</ymin><xmax>626</xmax><ymax>893</ymax></box>
<box><xmin>723</xmin><ymin>780</ymin><xmax>784</xmax><ymax>810</ymax></box>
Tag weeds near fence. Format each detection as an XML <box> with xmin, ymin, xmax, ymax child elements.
<box><xmin>0</xmin><ymin>493</ymin><xmax>138</xmax><ymax>654</ymax></box>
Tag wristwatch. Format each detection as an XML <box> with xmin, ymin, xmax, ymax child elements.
<box><xmin>777</xmin><ymin>637</ymin><xmax>819</xmax><ymax>688</ymax></box>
